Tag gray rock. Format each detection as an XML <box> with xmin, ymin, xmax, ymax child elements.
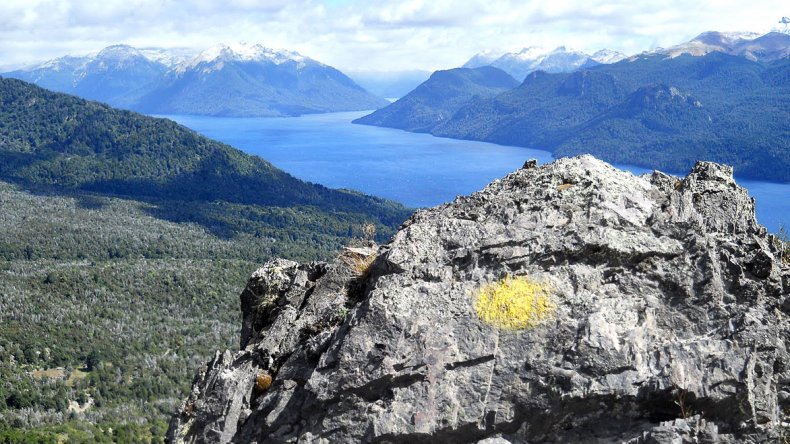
<box><xmin>168</xmin><ymin>155</ymin><xmax>790</xmax><ymax>443</ymax></box>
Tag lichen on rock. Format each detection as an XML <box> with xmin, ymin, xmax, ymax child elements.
<box><xmin>168</xmin><ymin>155</ymin><xmax>790</xmax><ymax>443</ymax></box>
<box><xmin>473</xmin><ymin>276</ymin><xmax>554</xmax><ymax>330</ymax></box>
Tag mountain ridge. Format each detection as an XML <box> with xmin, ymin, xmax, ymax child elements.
<box><xmin>352</xmin><ymin>66</ymin><xmax>519</xmax><ymax>132</ymax></box>
<box><xmin>0</xmin><ymin>77</ymin><xmax>409</xmax><ymax>237</ymax></box>
<box><xmin>461</xmin><ymin>30</ymin><xmax>787</xmax><ymax>80</ymax></box>
<box><xmin>463</xmin><ymin>46</ymin><xmax>627</xmax><ymax>80</ymax></box>
<box><xmin>357</xmin><ymin>51</ymin><xmax>790</xmax><ymax>182</ymax></box>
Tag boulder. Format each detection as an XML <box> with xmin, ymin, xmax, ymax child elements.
<box><xmin>169</xmin><ymin>155</ymin><xmax>790</xmax><ymax>443</ymax></box>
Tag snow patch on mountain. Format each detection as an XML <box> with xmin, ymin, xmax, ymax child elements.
<box><xmin>138</xmin><ymin>47</ymin><xmax>197</xmax><ymax>68</ymax></box>
<box><xmin>653</xmin><ymin>31</ymin><xmax>789</xmax><ymax>61</ymax></box>
<box><xmin>591</xmin><ymin>49</ymin><xmax>627</xmax><ymax>64</ymax></box>
<box><xmin>463</xmin><ymin>46</ymin><xmax>627</xmax><ymax>80</ymax></box>
<box><xmin>461</xmin><ymin>49</ymin><xmax>503</xmax><ymax>68</ymax></box>
<box><xmin>177</xmin><ymin>43</ymin><xmax>319</xmax><ymax>74</ymax></box>
<box><xmin>36</xmin><ymin>56</ymin><xmax>90</xmax><ymax>73</ymax></box>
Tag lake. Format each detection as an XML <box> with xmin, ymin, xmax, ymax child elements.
<box><xmin>163</xmin><ymin>111</ymin><xmax>789</xmax><ymax>233</ymax></box>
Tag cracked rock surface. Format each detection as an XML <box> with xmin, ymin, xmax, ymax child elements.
<box><xmin>168</xmin><ymin>155</ymin><xmax>790</xmax><ymax>443</ymax></box>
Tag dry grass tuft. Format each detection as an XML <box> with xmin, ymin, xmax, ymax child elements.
<box><xmin>256</xmin><ymin>372</ymin><xmax>273</xmax><ymax>391</ymax></box>
<box><xmin>340</xmin><ymin>247</ymin><xmax>378</xmax><ymax>278</ymax></box>
<box><xmin>474</xmin><ymin>276</ymin><xmax>555</xmax><ymax>330</ymax></box>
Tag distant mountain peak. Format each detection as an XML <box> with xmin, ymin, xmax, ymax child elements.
<box><xmin>591</xmin><ymin>49</ymin><xmax>627</xmax><ymax>64</ymax></box>
<box><xmin>655</xmin><ymin>30</ymin><xmax>788</xmax><ymax>61</ymax></box>
<box><xmin>461</xmin><ymin>49</ymin><xmax>503</xmax><ymax>68</ymax></box>
<box><xmin>36</xmin><ymin>55</ymin><xmax>90</xmax><ymax>72</ymax></box>
<box><xmin>177</xmin><ymin>42</ymin><xmax>317</xmax><ymax>74</ymax></box>
<box><xmin>95</xmin><ymin>44</ymin><xmax>144</xmax><ymax>59</ymax></box>
<box><xmin>462</xmin><ymin>46</ymin><xmax>626</xmax><ymax>80</ymax></box>
<box><xmin>514</xmin><ymin>46</ymin><xmax>548</xmax><ymax>59</ymax></box>
<box><xmin>692</xmin><ymin>30</ymin><xmax>761</xmax><ymax>45</ymax></box>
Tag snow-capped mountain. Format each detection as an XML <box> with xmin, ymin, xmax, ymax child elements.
<box><xmin>176</xmin><ymin>43</ymin><xmax>314</xmax><ymax>75</ymax></box>
<box><xmin>654</xmin><ymin>31</ymin><xmax>790</xmax><ymax>62</ymax></box>
<box><xmin>590</xmin><ymin>49</ymin><xmax>627</xmax><ymax>64</ymax></box>
<box><xmin>2</xmin><ymin>43</ymin><xmax>388</xmax><ymax>117</ymax></box>
<box><xmin>12</xmin><ymin>55</ymin><xmax>91</xmax><ymax>91</ymax></box>
<box><xmin>533</xmin><ymin>47</ymin><xmax>598</xmax><ymax>74</ymax></box>
<box><xmin>486</xmin><ymin>47</ymin><xmax>548</xmax><ymax>80</ymax></box>
<box><xmin>138</xmin><ymin>47</ymin><xmax>197</xmax><ymax>68</ymax></box>
<box><xmin>73</xmin><ymin>45</ymin><xmax>167</xmax><ymax>106</ymax></box>
<box><xmin>462</xmin><ymin>46</ymin><xmax>626</xmax><ymax>81</ymax></box>
<box><xmin>4</xmin><ymin>45</ymin><xmax>166</xmax><ymax>106</ymax></box>
<box><xmin>462</xmin><ymin>49</ymin><xmax>507</xmax><ymax>69</ymax></box>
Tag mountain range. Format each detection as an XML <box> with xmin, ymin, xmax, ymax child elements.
<box><xmin>460</xmin><ymin>31</ymin><xmax>790</xmax><ymax>81</ymax></box>
<box><xmin>3</xmin><ymin>43</ymin><xmax>388</xmax><ymax>117</ymax></box>
<box><xmin>357</xmin><ymin>31</ymin><xmax>790</xmax><ymax>182</ymax></box>
<box><xmin>463</xmin><ymin>46</ymin><xmax>627</xmax><ymax>80</ymax></box>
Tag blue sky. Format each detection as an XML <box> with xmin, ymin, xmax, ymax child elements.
<box><xmin>0</xmin><ymin>0</ymin><xmax>786</xmax><ymax>71</ymax></box>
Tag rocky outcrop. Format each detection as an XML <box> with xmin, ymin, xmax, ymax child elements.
<box><xmin>168</xmin><ymin>155</ymin><xmax>790</xmax><ymax>443</ymax></box>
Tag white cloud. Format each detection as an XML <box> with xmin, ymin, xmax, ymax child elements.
<box><xmin>0</xmin><ymin>0</ymin><xmax>785</xmax><ymax>72</ymax></box>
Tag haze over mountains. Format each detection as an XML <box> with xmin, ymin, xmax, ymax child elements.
<box><xmin>357</xmin><ymin>31</ymin><xmax>790</xmax><ymax>182</ymax></box>
<box><xmin>3</xmin><ymin>43</ymin><xmax>388</xmax><ymax>117</ymax></box>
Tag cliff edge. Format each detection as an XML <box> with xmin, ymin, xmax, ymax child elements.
<box><xmin>169</xmin><ymin>155</ymin><xmax>790</xmax><ymax>443</ymax></box>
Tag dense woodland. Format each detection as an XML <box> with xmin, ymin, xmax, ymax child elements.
<box><xmin>0</xmin><ymin>183</ymin><xmax>259</xmax><ymax>442</ymax></box>
<box><xmin>353</xmin><ymin>67</ymin><xmax>519</xmax><ymax>132</ymax></box>
<box><xmin>0</xmin><ymin>78</ymin><xmax>412</xmax><ymax>442</ymax></box>
<box><xmin>358</xmin><ymin>53</ymin><xmax>790</xmax><ymax>182</ymax></box>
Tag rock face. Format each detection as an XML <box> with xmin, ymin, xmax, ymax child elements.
<box><xmin>168</xmin><ymin>156</ymin><xmax>790</xmax><ymax>443</ymax></box>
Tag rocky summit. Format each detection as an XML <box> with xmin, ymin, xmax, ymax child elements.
<box><xmin>168</xmin><ymin>155</ymin><xmax>790</xmax><ymax>443</ymax></box>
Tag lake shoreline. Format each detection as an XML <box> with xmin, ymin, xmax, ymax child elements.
<box><xmin>160</xmin><ymin>111</ymin><xmax>789</xmax><ymax>233</ymax></box>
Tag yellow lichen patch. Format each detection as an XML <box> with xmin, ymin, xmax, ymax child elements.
<box><xmin>474</xmin><ymin>276</ymin><xmax>555</xmax><ymax>330</ymax></box>
<box><xmin>256</xmin><ymin>372</ymin><xmax>273</xmax><ymax>391</ymax></box>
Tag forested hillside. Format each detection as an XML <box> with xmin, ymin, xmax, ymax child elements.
<box><xmin>353</xmin><ymin>67</ymin><xmax>519</xmax><ymax>132</ymax></box>
<box><xmin>0</xmin><ymin>77</ymin><xmax>409</xmax><ymax>244</ymax></box>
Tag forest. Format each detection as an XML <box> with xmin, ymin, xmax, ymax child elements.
<box><xmin>0</xmin><ymin>78</ymin><xmax>411</xmax><ymax>442</ymax></box>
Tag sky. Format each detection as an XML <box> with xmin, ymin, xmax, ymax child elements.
<box><xmin>0</xmin><ymin>0</ymin><xmax>787</xmax><ymax>72</ymax></box>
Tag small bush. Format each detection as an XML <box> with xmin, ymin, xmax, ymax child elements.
<box><xmin>474</xmin><ymin>276</ymin><xmax>554</xmax><ymax>330</ymax></box>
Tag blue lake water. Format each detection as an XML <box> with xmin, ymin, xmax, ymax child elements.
<box><xmin>163</xmin><ymin>111</ymin><xmax>789</xmax><ymax>233</ymax></box>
